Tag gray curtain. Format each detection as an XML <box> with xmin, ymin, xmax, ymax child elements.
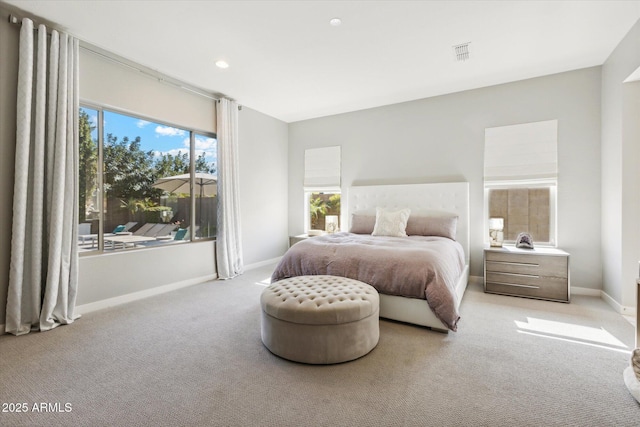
<box><xmin>6</xmin><ymin>19</ymin><xmax>80</xmax><ymax>335</ymax></box>
<box><xmin>216</xmin><ymin>98</ymin><xmax>243</xmax><ymax>279</ymax></box>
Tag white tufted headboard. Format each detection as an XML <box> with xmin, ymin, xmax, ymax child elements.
<box><xmin>347</xmin><ymin>182</ymin><xmax>470</xmax><ymax>263</ymax></box>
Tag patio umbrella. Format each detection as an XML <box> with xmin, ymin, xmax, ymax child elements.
<box><xmin>152</xmin><ymin>172</ymin><xmax>218</xmax><ymax>236</ymax></box>
<box><xmin>152</xmin><ymin>172</ymin><xmax>217</xmax><ymax>197</ymax></box>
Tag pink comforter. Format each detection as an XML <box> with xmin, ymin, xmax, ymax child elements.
<box><xmin>271</xmin><ymin>232</ymin><xmax>465</xmax><ymax>331</ymax></box>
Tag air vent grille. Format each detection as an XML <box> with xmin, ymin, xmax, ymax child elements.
<box><xmin>453</xmin><ymin>42</ymin><xmax>471</xmax><ymax>62</ymax></box>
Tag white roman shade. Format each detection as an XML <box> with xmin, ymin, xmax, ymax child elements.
<box><xmin>79</xmin><ymin>44</ymin><xmax>216</xmax><ymax>134</ymax></box>
<box><xmin>484</xmin><ymin>120</ymin><xmax>558</xmax><ymax>182</ymax></box>
<box><xmin>304</xmin><ymin>146</ymin><xmax>341</xmax><ymax>191</ymax></box>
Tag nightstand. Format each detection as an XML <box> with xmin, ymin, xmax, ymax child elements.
<box><xmin>289</xmin><ymin>234</ymin><xmax>311</xmax><ymax>247</ymax></box>
<box><xmin>484</xmin><ymin>246</ymin><xmax>570</xmax><ymax>302</ymax></box>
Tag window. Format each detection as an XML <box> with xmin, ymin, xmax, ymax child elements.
<box><xmin>78</xmin><ymin>105</ymin><xmax>217</xmax><ymax>253</ymax></box>
<box><xmin>307</xmin><ymin>192</ymin><xmax>341</xmax><ymax>232</ymax></box>
<box><xmin>485</xmin><ymin>183</ymin><xmax>556</xmax><ymax>245</ymax></box>
<box><xmin>304</xmin><ymin>146</ymin><xmax>341</xmax><ymax>233</ymax></box>
<box><xmin>484</xmin><ymin>120</ymin><xmax>558</xmax><ymax>246</ymax></box>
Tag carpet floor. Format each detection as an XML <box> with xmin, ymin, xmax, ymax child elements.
<box><xmin>0</xmin><ymin>264</ymin><xmax>638</xmax><ymax>426</ymax></box>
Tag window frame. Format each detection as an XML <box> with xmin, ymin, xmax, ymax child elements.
<box><xmin>483</xmin><ymin>178</ymin><xmax>557</xmax><ymax>247</ymax></box>
<box><xmin>79</xmin><ymin>101</ymin><xmax>217</xmax><ymax>256</ymax></box>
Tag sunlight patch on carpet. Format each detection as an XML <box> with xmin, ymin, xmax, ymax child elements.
<box><xmin>515</xmin><ymin>317</ymin><xmax>629</xmax><ymax>353</ymax></box>
<box><xmin>255</xmin><ymin>277</ymin><xmax>271</xmax><ymax>286</ymax></box>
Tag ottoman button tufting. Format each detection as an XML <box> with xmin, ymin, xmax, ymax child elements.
<box><xmin>260</xmin><ymin>275</ymin><xmax>380</xmax><ymax>364</ymax></box>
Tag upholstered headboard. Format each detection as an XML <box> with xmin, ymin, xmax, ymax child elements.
<box><xmin>347</xmin><ymin>182</ymin><xmax>470</xmax><ymax>263</ymax></box>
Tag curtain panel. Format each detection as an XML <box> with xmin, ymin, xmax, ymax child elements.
<box><xmin>6</xmin><ymin>19</ymin><xmax>80</xmax><ymax>335</ymax></box>
<box><xmin>215</xmin><ymin>98</ymin><xmax>244</xmax><ymax>279</ymax></box>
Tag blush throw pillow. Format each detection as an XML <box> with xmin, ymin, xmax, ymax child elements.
<box><xmin>372</xmin><ymin>208</ymin><xmax>411</xmax><ymax>237</ymax></box>
<box><xmin>405</xmin><ymin>211</ymin><xmax>458</xmax><ymax>240</ymax></box>
<box><xmin>349</xmin><ymin>212</ymin><xmax>376</xmax><ymax>234</ymax></box>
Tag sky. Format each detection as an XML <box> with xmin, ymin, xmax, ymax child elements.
<box><xmin>81</xmin><ymin>107</ymin><xmax>217</xmax><ymax>174</ymax></box>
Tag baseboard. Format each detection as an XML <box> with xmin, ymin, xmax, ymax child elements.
<box><xmin>75</xmin><ymin>274</ymin><xmax>217</xmax><ymax>315</ymax></box>
<box><xmin>571</xmin><ymin>286</ymin><xmax>601</xmax><ymax>297</ymax></box>
<box><xmin>601</xmin><ymin>289</ymin><xmax>637</xmax><ymax>317</ymax></box>
<box><xmin>244</xmin><ymin>256</ymin><xmax>282</xmax><ymax>271</ymax></box>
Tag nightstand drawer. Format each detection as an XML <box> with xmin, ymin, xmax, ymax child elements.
<box><xmin>485</xmin><ymin>273</ymin><xmax>569</xmax><ymax>301</ymax></box>
<box><xmin>485</xmin><ymin>252</ymin><xmax>568</xmax><ymax>278</ymax></box>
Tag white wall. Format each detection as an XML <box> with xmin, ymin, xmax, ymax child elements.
<box><xmin>601</xmin><ymin>18</ymin><xmax>640</xmax><ymax>311</ymax></box>
<box><xmin>288</xmin><ymin>67</ymin><xmax>603</xmax><ymax>289</ymax></box>
<box><xmin>78</xmin><ymin>241</ymin><xmax>215</xmax><ymax>305</ymax></box>
<box><xmin>238</xmin><ymin>107</ymin><xmax>289</xmax><ymax>266</ymax></box>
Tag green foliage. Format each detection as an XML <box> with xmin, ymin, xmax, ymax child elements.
<box><xmin>119</xmin><ymin>197</ymin><xmax>159</xmax><ymax>219</ymax></box>
<box><xmin>309</xmin><ymin>194</ymin><xmax>328</xmax><ymax>220</ymax></box>
<box><xmin>309</xmin><ymin>192</ymin><xmax>341</xmax><ymax>230</ymax></box>
<box><xmin>119</xmin><ymin>197</ymin><xmax>146</xmax><ymax>217</ymax></box>
<box><xmin>327</xmin><ymin>193</ymin><xmax>341</xmax><ymax>213</ymax></box>
<box><xmin>195</xmin><ymin>152</ymin><xmax>216</xmax><ymax>174</ymax></box>
<box><xmin>199</xmin><ymin>225</ymin><xmax>217</xmax><ymax>238</ymax></box>
<box><xmin>79</xmin><ymin>110</ymin><xmax>97</xmax><ymax>222</ymax></box>
<box><xmin>103</xmin><ymin>133</ymin><xmax>159</xmax><ymax>200</ymax></box>
<box><xmin>143</xmin><ymin>206</ymin><xmax>173</xmax><ymax>224</ymax></box>
<box><xmin>155</xmin><ymin>151</ymin><xmax>190</xmax><ymax>177</ymax></box>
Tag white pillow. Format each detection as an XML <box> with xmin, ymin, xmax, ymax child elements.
<box><xmin>372</xmin><ymin>207</ymin><xmax>411</xmax><ymax>237</ymax></box>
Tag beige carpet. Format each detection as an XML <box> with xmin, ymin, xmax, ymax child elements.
<box><xmin>0</xmin><ymin>264</ymin><xmax>638</xmax><ymax>426</ymax></box>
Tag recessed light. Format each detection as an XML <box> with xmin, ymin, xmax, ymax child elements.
<box><xmin>329</xmin><ymin>17</ymin><xmax>342</xmax><ymax>26</ymax></box>
<box><xmin>215</xmin><ymin>60</ymin><xmax>229</xmax><ymax>69</ymax></box>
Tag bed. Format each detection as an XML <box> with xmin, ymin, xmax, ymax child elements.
<box><xmin>272</xmin><ymin>182</ymin><xmax>470</xmax><ymax>332</ymax></box>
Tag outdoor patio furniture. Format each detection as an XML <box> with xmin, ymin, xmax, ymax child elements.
<box><xmin>104</xmin><ymin>235</ymin><xmax>156</xmax><ymax>250</ymax></box>
<box><xmin>122</xmin><ymin>222</ymin><xmax>138</xmax><ymax>232</ymax></box>
<box><xmin>133</xmin><ymin>223</ymin><xmax>155</xmax><ymax>235</ymax></box>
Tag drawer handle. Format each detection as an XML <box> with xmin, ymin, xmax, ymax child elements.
<box><xmin>489</xmin><ymin>271</ymin><xmax>539</xmax><ymax>279</ymax></box>
<box><xmin>487</xmin><ymin>261</ymin><xmax>539</xmax><ymax>267</ymax></box>
<box><xmin>487</xmin><ymin>281</ymin><xmax>540</xmax><ymax>289</ymax></box>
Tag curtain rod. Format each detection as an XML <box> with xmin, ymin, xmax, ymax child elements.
<box><xmin>7</xmin><ymin>12</ymin><xmax>241</xmax><ymax>109</ymax></box>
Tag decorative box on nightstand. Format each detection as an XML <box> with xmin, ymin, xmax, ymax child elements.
<box><xmin>484</xmin><ymin>246</ymin><xmax>570</xmax><ymax>303</ymax></box>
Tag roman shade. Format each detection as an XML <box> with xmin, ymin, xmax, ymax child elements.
<box><xmin>304</xmin><ymin>146</ymin><xmax>341</xmax><ymax>191</ymax></box>
<box><xmin>79</xmin><ymin>44</ymin><xmax>216</xmax><ymax>134</ymax></box>
<box><xmin>484</xmin><ymin>120</ymin><xmax>558</xmax><ymax>182</ymax></box>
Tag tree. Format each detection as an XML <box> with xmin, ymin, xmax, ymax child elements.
<box><xmin>78</xmin><ymin>110</ymin><xmax>97</xmax><ymax>222</ymax></box>
<box><xmin>155</xmin><ymin>151</ymin><xmax>190</xmax><ymax>178</ymax></box>
<box><xmin>309</xmin><ymin>194</ymin><xmax>328</xmax><ymax>229</ymax></box>
<box><xmin>195</xmin><ymin>152</ymin><xmax>216</xmax><ymax>174</ymax></box>
<box><xmin>154</xmin><ymin>151</ymin><xmax>216</xmax><ymax>177</ymax></box>
<box><xmin>327</xmin><ymin>193</ymin><xmax>341</xmax><ymax>214</ymax></box>
<box><xmin>103</xmin><ymin>133</ymin><xmax>159</xmax><ymax>200</ymax></box>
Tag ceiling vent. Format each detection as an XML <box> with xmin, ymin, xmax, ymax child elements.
<box><xmin>453</xmin><ymin>42</ymin><xmax>471</xmax><ymax>62</ymax></box>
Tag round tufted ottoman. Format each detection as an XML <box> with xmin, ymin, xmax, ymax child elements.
<box><xmin>260</xmin><ymin>275</ymin><xmax>380</xmax><ymax>364</ymax></box>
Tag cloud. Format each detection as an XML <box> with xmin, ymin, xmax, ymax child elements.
<box><xmin>195</xmin><ymin>136</ymin><xmax>216</xmax><ymax>150</ymax></box>
<box><xmin>155</xmin><ymin>126</ymin><xmax>186</xmax><ymax>137</ymax></box>
<box><xmin>137</xmin><ymin>119</ymin><xmax>151</xmax><ymax>128</ymax></box>
<box><xmin>196</xmin><ymin>150</ymin><xmax>217</xmax><ymax>160</ymax></box>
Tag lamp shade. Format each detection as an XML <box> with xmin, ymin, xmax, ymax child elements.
<box><xmin>489</xmin><ymin>218</ymin><xmax>504</xmax><ymax>230</ymax></box>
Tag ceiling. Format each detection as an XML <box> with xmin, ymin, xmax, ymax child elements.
<box><xmin>3</xmin><ymin>1</ymin><xmax>640</xmax><ymax>123</ymax></box>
